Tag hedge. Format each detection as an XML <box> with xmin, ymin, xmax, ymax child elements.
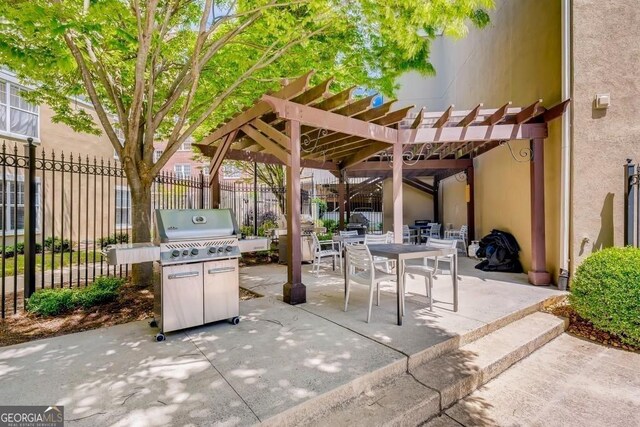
<box><xmin>569</xmin><ymin>247</ymin><xmax>640</xmax><ymax>347</ymax></box>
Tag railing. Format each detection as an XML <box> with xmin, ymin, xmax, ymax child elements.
<box><xmin>624</xmin><ymin>160</ymin><xmax>639</xmax><ymax>247</ymax></box>
<box><xmin>0</xmin><ymin>140</ymin><xmax>208</xmax><ymax>317</ymax></box>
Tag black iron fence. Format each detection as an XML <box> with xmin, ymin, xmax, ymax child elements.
<box><xmin>219</xmin><ymin>176</ymin><xmax>384</xmax><ymax>236</ymax></box>
<box><xmin>0</xmin><ymin>140</ymin><xmax>208</xmax><ymax>317</ymax></box>
<box><xmin>624</xmin><ymin>160</ymin><xmax>639</xmax><ymax>247</ymax></box>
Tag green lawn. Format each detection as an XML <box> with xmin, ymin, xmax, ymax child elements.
<box><xmin>0</xmin><ymin>251</ymin><xmax>104</xmax><ymax>277</ymax></box>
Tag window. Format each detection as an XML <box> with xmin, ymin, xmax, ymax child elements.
<box><xmin>222</xmin><ymin>164</ymin><xmax>242</xmax><ymax>180</ymax></box>
<box><xmin>153</xmin><ymin>149</ymin><xmax>163</xmax><ymax>163</ymax></box>
<box><xmin>0</xmin><ymin>80</ymin><xmax>39</xmax><ymax>139</ymax></box>
<box><xmin>0</xmin><ymin>176</ymin><xmax>41</xmax><ymax>233</ymax></box>
<box><xmin>174</xmin><ymin>164</ymin><xmax>191</xmax><ymax>179</ymax></box>
<box><xmin>115</xmin><ymin>187</ymin><xmax>131</xmax><ymax>227</ymax></box>
<box><xmin>179</xmin><ymin>140</ymin><xmax>193</xmax><ymax>151</ymax></box>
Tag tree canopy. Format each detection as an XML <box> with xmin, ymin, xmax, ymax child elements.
<box><xmin>0</xmin><ymin>0</ymin><xmax>491</xmax><ymax>174</ymax></box>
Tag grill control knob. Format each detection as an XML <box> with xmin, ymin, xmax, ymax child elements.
<box><xmin>190</xmin><ymin>248</ymin><xmax>199</xmax><ymax>256</ymax></box>
<box><xmin>171</xmin><ymin>249</ymin><xmax>180</xmax><ymax>258</ymax></box>
<box><xmin>217</xmin><ymin>246</ymin><xmax>225</xmax><ymax>253</ymax></box>
<box><xmin>182</xmin><ymin>249</ymin><xmax>189</xmax><ymax>257</ymax></box>
<box><xmin>208</xmin><ymin>247</ymin><xmax>216</xmax><ymax>254</ymax></box>
<box><xmin>225</xmin><ymin>245</ymin><xmax>233</xmax><ymax>252</ymax></box>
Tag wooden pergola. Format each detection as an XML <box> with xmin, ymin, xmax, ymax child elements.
<box><xmin>196</xmin><ymin>71</ymin><xmax>569</xmax><ymax>304</ymax></box>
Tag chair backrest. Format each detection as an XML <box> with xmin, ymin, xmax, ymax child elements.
<box><xmin>402</xmin><ymin>225</ymin><xmax>411</xmax><ymax>236</ymax></box>
<box><xmin>429</xmin><ymin>223</ymin><xmax>441</xmax><ymax>237</ymax></box>
<box><xmin>345</xmin><ymin>244</ymin><xmax>374</xmax><ymax>281</ymax></box>
<box><xmin>311</xmin><ymin>232</ymin><xmax>323</xmax><ymax>253</ymax></box>
<box><xmin>340</xmin><ymin>230</ymin><xmax>359</xmax><ymax>237</ymax></box>
<box><xmin>364</xmin><ymin>234</ymin><xmax>388</xmax><ymax>244</ymax></box>
<box><xmin>460</xmin><ymin>225</ymin><xmax>468</xmax><ymax>237</ymax></box>
<box><xmin>426</xmin><ymin>237</ymin><xmax>457</xmax><ymax>250</ymax></box>
<box><xmin>386</xmin><ymin>231</ymin><xmax>395</xmax><ymax>243</ymax></box>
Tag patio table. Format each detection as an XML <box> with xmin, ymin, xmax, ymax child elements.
<box><xmin>364</xmin><ymin>243</ymin><xmax>458</xmax><ymax>325</ymax></box>
<box><xmin>332</xmin><ymin>234</ymin><xmax>366</xmax><ymax>249</ymax></box>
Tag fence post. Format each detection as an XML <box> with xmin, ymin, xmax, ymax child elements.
<box><xmin>23</xmin><ymin>138</ymin><xmax>37</xmax><ymax>299</ymax></box>
<box><xmin>624</xmin><ymin>159</ymin><xmax>636</xmax><ymax>246</ymax></box>
<box><xmin>253</xmin><ymin>162</ymin><xmax>258</xmax><ymax>236</ymax></box>
<box><xmin>199</xmin><ymin>171</ymin><xmax>205</xmax><ymax>209</ymax></box>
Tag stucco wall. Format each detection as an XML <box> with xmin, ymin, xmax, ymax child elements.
<box><xmin>441</xmin><ymin>175</ymin><xmax>466</xmax><ymax>230</ymax></box>
<box><xmin>382</xmin><ymin>179</ymin><xmax>434</xmax><ymax>232</ymax></box>
<box><xmin>397</xmin><ymin>0</ymin><xmax>562</xmax><ymax>276</ymax></box>
<box><xmin>570</xmin><ymin>0</ymin><xmax>640</xmax><ymax>269</ymax></box>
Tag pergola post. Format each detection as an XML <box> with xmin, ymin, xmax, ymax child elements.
<box><xmin>392</xmin><ymin>141</ymin><xmax>403</xmax><ymax>243</ymax></box>
<box><xmin>338</xmin><ymin>174</ymin><xmax>346</xmax><ymax>230</ymax></box>
<box><xmin>528</xmin><ymin>138</ymin><xmax>551</xmax><ymax>285</ymax></box>
<box><xmin>210</xmin><ymin>170</ymin><xmax>220</xmax><ymax>209</ymax></box>
<box><xmin>466</xmin><ymin>165</ymin><xmax>475</xmax><ymax>241</ymax></box>
<box><xmin>284</xmin><ymin>119</ymin><xmax>306</xmax><ymax>304</ymax></box>
<box><xmin>433</xmin><ymin>177</ymin><xmax>440</xmax><ymax>223</ymax></box>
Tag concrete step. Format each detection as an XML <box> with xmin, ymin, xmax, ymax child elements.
<box><xmin>303</xmin><ymin>312</ymin><xmax>567</xmax><ymax>427</ymax></box>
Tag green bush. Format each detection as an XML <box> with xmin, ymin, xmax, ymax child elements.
<box><xmin>322</xmin><ymin>219</ymin><xmax>338</xmax><ymax>234</ymax></box>
<box><xmin>239</xmin><ymin>225</ymin><xmax>253</xmax><ymax>237</ymax></box>
<box><xmin>569</xmin><ymin>247</ymin><xmax>640</xmax><ymax>347</ymax></box>
<box><xmin>0</xmin><ymin>242</ymin><xmax>42</xmax><ymax>258</ymax></box>
<box><xmin>44</xmin><ymin>237</ymin><xmax>72</xmax><ymax>253</ymax></box>
<box><xmin>26</xmin><ymin>276</ymin><xmax>125</xmax><ymax>316</ymax></box>
<box><xmin>96</xmin><ymin>233</ymin><xmax>129</xmax><ymax>249</ymax></box>
<box><xmin>26</xmin><ymin>288</ymin><xmax>76</xmax><ymax>316</ymax></box>
<box><xmin>74</xmin><ymin>276</ymin><xmax>124</xmax><ymax>308</ymax></box>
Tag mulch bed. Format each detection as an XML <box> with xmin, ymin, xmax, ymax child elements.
<box><xmin>239</xmin><ymin>251</ymin><xmax>279</xmax><ymax>267</ymax></box>
<box><xmin>544</xmin><ymin>301</ymin><xmax>639</xmax><ymax>353</ymax></box>
<box><xmin>0</xmin><ymin>284</ymin><xmax>261</xmax><ymax>348</ymax></box>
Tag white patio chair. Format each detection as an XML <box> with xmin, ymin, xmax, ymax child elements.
<box><xmin>444</xmin><ymin>225</ymin><xmax>468</xmax><ymax>254</ymax></box>
<box><xmin>364</xmin><ymin>233</ymin><xmax>395</xmax><ymax>273</ymax></box>
<box><xmin>311</xmin><ymin>232</ymin><xmax>342</xmax><ymax>275</ymax></box>
<box><xmin>428</xmin><ymin>223</ymin><xmax>441</xmax><ymax>238</ymax></box>
<box><xmin>402</xmin><ymin>225</ymin><xmax>418</xmax><ymax>244</ymax></box>
<box><xmin>344</xmin><ymin>244</ymin><xmax>397</xmax><ymax>323</ymax></box>
<box><xmin>403</xmin><ymin>237</ymin><xmax>457</xmax><ymax>311</ymax></box>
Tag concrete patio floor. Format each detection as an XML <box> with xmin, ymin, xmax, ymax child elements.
<box><xmin>0</xmin><ymin>258</ymin><xmax>566</xmax><ymax>425</ymax></box>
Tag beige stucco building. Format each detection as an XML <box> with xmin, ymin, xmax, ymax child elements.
<box><xmin>390</xmin><ymin>0</ymin><xmax>640</xmax><ymax>283</ymax></box>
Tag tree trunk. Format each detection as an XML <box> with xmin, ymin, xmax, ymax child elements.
<box><xmin>130</xmin><ymin>181</ymin><xmax>154</xmax><ymax>287</ymax></box>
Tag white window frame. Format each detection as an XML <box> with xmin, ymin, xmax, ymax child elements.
<box><xmin>153</xmin><ymin>149</ymin><xmax>164</xmax><ymax>163</ymax></box>
<box><xmin>178</xmin><ymin>140</ymin><xmax>193</xmax><ymax>151</ymax></box>
<box><xmin>0</xmin><ymin>175</ymin><xmax>41</xmax><ymax>234</ymax></box>
<box><xmin>0</xmin><ymin>77</ymin><xmax>40</xmax><ymax>142</ymax></box>
<box><xmin>114</xmin><ymin>185</ymin><xmax>132</xmax><ymax>228</ymax></box>
<box><xmin>174</xmin><ymin>164</ymin><xmax>191</xmax><ymax>179</ymax></box>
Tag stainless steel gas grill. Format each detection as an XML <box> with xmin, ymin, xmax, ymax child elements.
<box><xmin>152</xmin><ymin>209</ymin><xmax>241</xmax><ymax>341</ymax></box>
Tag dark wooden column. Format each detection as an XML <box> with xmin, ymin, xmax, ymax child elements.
<box><xmin>345</xmin><ymin>178</ymin><xmax>351</xmax><ymax>224</ymax></box>
<box><xmin>433</xmin><ymin>177</ymin><xmax>440</xmax><ymax>223</ymax></box>
<box><xmin>284</xmin><ymin>119</ymin><xmax>306</xmax><ymax>304</ymax></box>
<box><xmin>466</xmin><ymin>166</ymin><xmax>475</xmax><ymax>241</ymax></box>
<box><xmin>338</xmin><ymin>174</ymin><xmax>346</xmax><ymax>230</ymax></box>
<box><xmin>210</xmin><ymin>170</ymin><xmax>220</xmax><ymax>209</ymax></box>
<box><xmin>528</xmin><ymin>138</ymin><xmax>551</xmax><ymax>285</ymax></box>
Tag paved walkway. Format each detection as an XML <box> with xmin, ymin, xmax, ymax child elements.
<box><xmin>0</xmin><ymin>259</ymin><xmax>568</xmax><ymax>425</ymax></box>
<box><xmin>426</xmin><ymin>333</ymin><xmax>640</xmax><ymax>427</ymax></box>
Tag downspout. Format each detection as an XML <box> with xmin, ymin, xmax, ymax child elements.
<box><xmin>558</xmin><ymin>0</ymin><xmax>572</xmax><ymax>290</ymax></box>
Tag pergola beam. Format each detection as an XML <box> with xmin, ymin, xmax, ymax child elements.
<box><xmin>399</xmin><ymin>123</ymin><xmax>548</xmax><ymax>144</ymax></box>
<box><xmin>262</xmin><ymin>95</ymin><xmax>398</xmax><ymax>144</ymax></box>
<box><xmin>346</xmin><ymin>158</ymin><xmax>472</xmax><ymax>171</ymax></box>
<box><xmin>480</xmin><ymin>102</ymin><xmax>512</xmax><ymax>125</ymax></box>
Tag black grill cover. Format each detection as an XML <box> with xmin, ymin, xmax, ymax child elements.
<box><xmin>475</xmin><ymin>229</ymin><xmax>523</xmax><ymax>273</ymax></box>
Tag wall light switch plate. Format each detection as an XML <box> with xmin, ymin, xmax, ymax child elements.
<box><xmin>594</xmin><ymin>93</ymin><xmax>610</xmax><ymax>109</ymax></box>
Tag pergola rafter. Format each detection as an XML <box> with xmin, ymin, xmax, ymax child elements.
<box><xmin>195</xmin><ymin>71</ymin><xmax>570</xmax><ymax>302</ymax></box>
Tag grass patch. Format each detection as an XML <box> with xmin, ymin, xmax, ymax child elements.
<box><xmin>26</xmin><ymin>276</ymin><xmax>125</xmax><ymax>316</ymax></box>
<box><xmin>0</xmin><ymin>251</ymin><xmax>104</xmax><ymax>277</ymax></box>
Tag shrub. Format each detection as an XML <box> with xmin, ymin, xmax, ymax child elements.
<box><xmin>569</xmin><ymin>247</ymin><xmax>640</xmax><ymax>347</ymax></box>
<box><xmin>312</xmin><ymin>198</ymin><xmax>328</xmax><ymax>219</ymax></box>
<box><xmin>0</xmin><ymin>246</ymin><xmax>14</xmax><ymax>258</ymax></box>
<box><xmin>26</xmin><ymin>288</ymin><xmax>76</xmax><ymax>316</ymax></box>
<box><xmin>26</xmin><ymin>276</ymin><xmax>125</xmax><ymax>316</ymax></box>
<box><xmin>44</xmin><ymin>237</ymin><xmax>72</xmax><ymax>253</ymax></box>
<box><xmin>322</xmin><ymin>219</ymin><xmax>338</xmax><ymax>234</ymax></box>
<box><xmin>96</xmin><ymin>233</ymin><xmax>129</xmax><ymax>249</ymax></box>
<box><xmin>74</xmin><ymin>276</ymin><xmax>124</xmax><ymax>308</ymax></box>
<box><xmin>239</xmin><ymin>225</ymin><xmax>253</xmax><ymax>237</ymax></box>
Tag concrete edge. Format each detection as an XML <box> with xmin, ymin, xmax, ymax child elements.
<box><xmin>407</xmin><ymin>293</ymin><xmax>565</xmax><ymax>371</ymax></box>
<box><xmin>259</xmin><ymin>357</ymin><xmax>407</xmax><ymax>427</ymax></box>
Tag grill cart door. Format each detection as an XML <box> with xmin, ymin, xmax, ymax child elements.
<box><xmin>203</xmin><ymin>259</ymin><xmax>240</xmax><ymax>323</ymax></box>
<box><xmin>161</xmin><ymin>263</ymin><xmax>204</xmax><ymax>332</ymax></box>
